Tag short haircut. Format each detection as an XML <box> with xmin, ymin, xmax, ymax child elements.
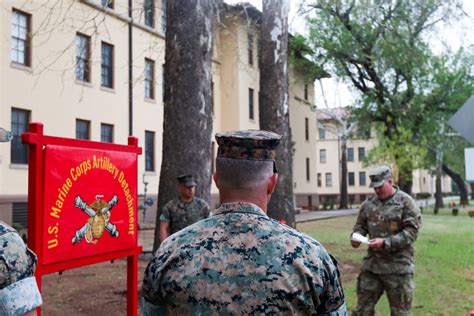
<box><xmin>216</xmin><ymin>157</ymin><xmax>273</xmax><ymax>190</ymax></box>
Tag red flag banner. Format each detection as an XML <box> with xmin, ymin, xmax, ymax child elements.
<box><xmin>42</xmin><ymin>145</ymin><xmax>138</xmax><ymax>265</ymax></box>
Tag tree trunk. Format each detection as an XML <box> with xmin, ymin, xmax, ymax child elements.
<box><xmin>442</xmin><ymin>163</ymin><xmax>469</xmax><ymax>206</ymax></box>
<box><xmin>434</xmin><ymin>146</ymin><xmax>444</xmax><ymax>209</ymax></box>
<box><xmin>435</xmin><ymin>172</ymin><xmax>444</xmax><ymax>209</ymax></box>
<box><xmin>397</xmin><ymin>166</ymin><xmax>413</xmax><ymax>196</ymax></box>
<box><xmin>259</xmin><ymin>0</ymin><xmax>295</xmax><ymax>227</ymax></box>
<box><xmin>471</xmin><ymin>183</ymin><xmax>474</xmax><ymax>200</ymax></box>
<box><xmin>339</xmin><ymin>138</ymin><xmax>349</xmax><ymax>209</ymax></box>
<box><xmin>153</xmin><ymin>0</ymin><xmax>214</xmax><ymax>252</ymax></box>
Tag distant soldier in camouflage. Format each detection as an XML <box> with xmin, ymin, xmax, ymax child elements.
<box><xmin>351</xmin><ymin>165</ymin><xmax>422</xmax><ymax>316</ymax></box>
<box><xmin>143</xmin><ymin>130</ymin><xmax>347</xmax><ymax>315</ymax></box>
<box><xmin>159</xmin><ymin>174</ymin><xmax>210</xmax><ymax>242</ymax></box>
<box><xmin>0</xmin><ymin>221</ymin><xmax>43</xmax><ymax>315</ymax></box>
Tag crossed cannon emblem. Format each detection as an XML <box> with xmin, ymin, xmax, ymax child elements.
<box><xmin>72</xmin><ymin>194</ymin><xmax>120</xmax><ymax>244</ymax></box>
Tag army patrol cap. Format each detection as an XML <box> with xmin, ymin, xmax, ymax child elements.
<box><xmin>215</xmin><ymin>129</ymin><xmax>282</xmax><ymax>172</ymax></box>
<box><xmin>177</xmin><ymin>174</ymin><xmax>196</xmax><ymax>187</ymax></box>
<box><xmin>369</xmin><ymin>165</ymin><xmax>392</xmax><ymax>188</ymax></box>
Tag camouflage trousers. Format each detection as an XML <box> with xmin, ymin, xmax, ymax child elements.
<box><xmin>352</xmin><ymin>270</ymin><xmax>414</xmax><ymax>316</ymax></box>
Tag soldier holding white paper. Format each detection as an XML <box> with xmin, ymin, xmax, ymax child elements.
<box><xmin>351</xmin><ymin>165</ymin><xmax>422</xmax><ymax>316</ymax></box>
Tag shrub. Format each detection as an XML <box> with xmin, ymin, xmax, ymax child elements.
<box><xmin>416</xmin><ymin>192</ymin><xmax>432</xmax><ymax>199</ymax></box>
<box><xmin>11</xmin><ymin>222</ymin><xmax>24</xmax><ymax>232</ymax></box>
<box><xmin>452</xmin><ymin>208</ymin><xmax>459</xmax><ymax>216</ymax></box>
<box><xmin>434</xmin><ymin>208</ymin><xmax>439</xmax><ymax>215</ymax></box>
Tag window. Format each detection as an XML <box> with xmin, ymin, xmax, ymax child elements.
<box><xmin>75</xmin><ymin>33</ymin><xmax>90</xmax><ymax>82</ymax></box>
<box><xmin>101</xmin><ymin>123</ymin><xmax>113</xmax><ymax>143</ymax></box>
<box><xmin>101</xmin><ymin>42</ymin><xmax>114</xmax><ymax>88</ymax></box>
<box><xmin>306</xmin><ymin>158</ymin><xmax>310</xmax><ymax>181</ymax></box>
<box><xmin>317</xmin><ymin>173</ymin><xmax>322</xmax><ymax>187</ymax></box>
<box><xmin>11</xmin><ymin>108</ymin><xmax>30</xmax><ymax>164</ymax></box>
<box><xmin>11</xmin><ymin>9</ymin><xmax>31</xmax><ymax>66</ymax></box>
<box><xmin>101</xmin><ymin>0</ymin><xmax>114</xmax><ymax>9</ymax></box>
<box><xmin>76</xmin><ymin>119</ymin><xmax>90</xmax><ymax>140</ymax></box>
<box><xmin>145</xmin><ymin>131</ymin><xmax>155</xmax><ymax>171</ymax></box>
<box><xmin>347</xmin><ymin>147</ymin><xmax>354</xmax><ymax>162</ymax></box>
<box><xmin>348</xmin><ymin>172</ymin><xmax>355</xmax><ymax>186</ymax></box>
<box><xmin>319</xmin><ymin>127</ymin><xmax>326</xmax><ymax>139</ymax></box>
<box><xmin>144</xmin><ymin>0</ymin><xmax>155</xmax><ymax>28</ymax></box>
<box><xmin>320</xmin><ymin>149</ymin><xmax>326</xmax><ymax>163</ymax></box>
<box><xmin>305</xmin><ymin>118</ymin><xmax>309</xmax><ymax>141</ymax></box>
<box><xmin>325</xmin><ymin>173</ymin><xmax>332</xmax><ymax>187</ymax></box>
<box><xmin>248</xmin><ymin>34</ymin><xmax>254</xmax><ymax>65</ymax></box>
<box><xmin>161</xmin><ymin>0</ymin><xmax>167</xmax><ymax>33</ymax></box>
<box><xmin>365</xmin><ymin>128</ymin><xmax>371</xmax><ymax>138</ymax></box>
<box><xmin>304</xmin><ymin>84</ymin><xmax>308</xmax><ymax>100</ymax></box>
<box><xmin>359</xmin><ymin>172</ymin><xmax>366</xmax><ymax>186</ymax></box>
<box><xmin>144</xmin><ymin>58</ymin><xmax>155</xmax><ymax>99</ymax></box>
<box><xmin>13</xmin><ymin>202</ymin><xmax>28</xmax><ymax>228</ymax></box>
<box><xmin>248</xmin><ymin>88</ymin><xmax>254</xmax><ymax>120</ymax></box>
<box><xmin>358</xmin><ymin>147</ymin><xmax>365</xmax><ymax>161</ymax></box>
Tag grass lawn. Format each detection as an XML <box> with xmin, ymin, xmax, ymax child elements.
<box><xmin>296</xmin><ymin>207</ymin><xmax>474</xmax><ymax>315</ymax></box>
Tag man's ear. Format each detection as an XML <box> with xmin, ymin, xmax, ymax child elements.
<box><xmin>267</xmin><ymin>173</ymin><xmax>278</xmax><ymax>195</ymax></box>
<box><xmin>213</xmin><ymin>172</ymin><xmax>220</xmax><ymax>189</ymax></box>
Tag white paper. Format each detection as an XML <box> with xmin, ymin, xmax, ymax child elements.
<box><xmin>351</xmin><ymin>232</ymin><xmax>369</xmax><ymax>244</ymax></box>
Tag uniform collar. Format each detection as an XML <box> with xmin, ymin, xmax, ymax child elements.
<box><xmin>212</xmin><ymin>202</ymin><xmax>267</xmax><ymax>217</ymax></box>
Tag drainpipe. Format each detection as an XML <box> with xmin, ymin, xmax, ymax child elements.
<box><xmin>128</xmin><ymin>0</ymin><xmax>133</xmax><ymax>136</ymax></box>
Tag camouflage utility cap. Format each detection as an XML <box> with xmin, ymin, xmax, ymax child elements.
<box><xmin>215</xmin><ymin>130</ymin><xmax>281</xmax><ymax>161</ymax></box>
<box><xmin>369</xmin><ymin>165</ymin><xmax>392</xmax><ymax>188</ymax></box>
<box><xmin>177</xmin><ymin>174</ymin><xmax>196</xmax><ymax>187</ymax></box>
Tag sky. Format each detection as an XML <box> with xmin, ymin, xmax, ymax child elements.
<box><xmin>224</xmin><ymin>0</ymin><xmax>474</xmax><ymax>109</ymax></box>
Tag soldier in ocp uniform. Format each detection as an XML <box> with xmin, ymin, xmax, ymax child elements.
<box><xmin>143</xmin><ymin>130</ymin><xmax>347</xmax><ymax>315</ymax></box>
<box><xmin>0</xmin><ymin>221</ymin><xmax>43</xmax><ymax>315</ymax></box>
<box><xmin>159</xmin><ymin>174</ymin><xmax>210</xmax><ymax>242</ymax></box>
<box><xmin>351</xmin><ymin>165</ymin><xmax>422</xmax><ymax>315</ymax></box>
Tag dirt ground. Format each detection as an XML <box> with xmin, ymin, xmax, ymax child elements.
<box><xmin>41</xmin><ymin>257</ymin><xmax>149</xmax><ymax>316</ymax></box>
<box><xmin>41</xmin><ymin>255</ymin><xmax>360</xmax><ymax>315</ymax></box>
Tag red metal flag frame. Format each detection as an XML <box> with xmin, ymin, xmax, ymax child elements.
<box><xmin>22</xmin><ymin>122</ymin><xmax>143</xmax><ymax>316</ymax></box>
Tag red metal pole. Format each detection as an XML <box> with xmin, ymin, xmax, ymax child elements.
<box><xmin>24</xmin><ymin>122</ymin><xmax>44</xmax><ymax>316</ymax></box>
<box><xmin>127</xmin><ymin>136</ymin><xmax>140</xmax><ymax>316</ymax></box>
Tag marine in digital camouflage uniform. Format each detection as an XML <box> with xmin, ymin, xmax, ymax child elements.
<box><xmin>351</xmin><ymin>165</ymin><xmax>422</xmax><ymax>316</ymax></box>
<box><xmin>0</xmin><ymin>221</ymin><xmax>43</xmax><ymax>315</ymax></box>
<box><xmin>143</xmin><ymin>129</ymin><xmax>348</xmax><ymax>315</ymax></box>
<box><xmin>159</xmin><ymin>174</ymin><xmax>210</xmax><ymax>242</ymax></box>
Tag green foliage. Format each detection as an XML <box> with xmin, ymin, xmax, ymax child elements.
<box><xmin>303</xmin><ymin>0</ymin><xmax>470</xmax><ymax>186</ymax></box>
<box><xmin>415</xmin><ymin>192</ymin><xmax>432</xmax><ymax>199</ymax></box>
<box><xmin>321</xmin><ymin>198</ymin><xmax>336</xmax><ymax>210</ymax></box>
<box><xmin>289</xmin><ymin>34</ymin><xmax>330</xmax><ymax>82</ymax></box>
<box><xmin>415</xmin><ymin>48</ymin><xmax>474</xmax><ymax>177</ymax></box>
<box><xmin>11</xmin><ymin>222</ymin><xmax>24</xmax><ymax>232</ymax></box>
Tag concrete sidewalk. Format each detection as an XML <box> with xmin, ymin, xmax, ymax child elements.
<box><xmin>296</xmin><ymin>208</ymin><xmax>359</xmax><ymax>223</ymax></box>
<box><xmin>138</xmin><ymin>208</ymin><xmax>359</xmax><ymax>253</ymax></box>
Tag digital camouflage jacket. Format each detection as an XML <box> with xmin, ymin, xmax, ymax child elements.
<box><xmin>0</xmin><ymin>221</ymin><xmax>42</xmax><ymax>315</ymax></box>
<box><xmin>144</xmin><ymin>202</ymin><xmax>347</xmax><ymax>315</ymax></box>
<box><xmin>160</xmin><ymin>197</ymin><xmax>210</xmax><ymax>235</ymax></box>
